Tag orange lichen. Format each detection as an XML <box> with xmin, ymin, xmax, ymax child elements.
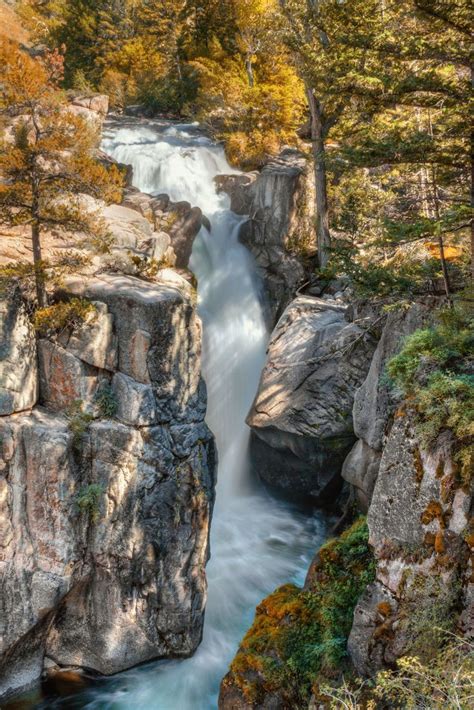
<box><xmin>434</xmin><ymin>531</ymin><xmax>445</xmax><ymax>554</ymax></box>
<box><xmin>377</xmin><ymin>602</ymin><xmax>392</xmax><ymax>618</ymax></box>
<box><xmin>421</xmin><ymin>501</ymin><xmax>444</xmax><ymax>527</ymax></box>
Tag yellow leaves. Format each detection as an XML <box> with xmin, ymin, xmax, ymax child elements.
<box><xmin>0</xmin><ymin>39</ymin><xmax>49</xmax><ymax>109</ymax></box>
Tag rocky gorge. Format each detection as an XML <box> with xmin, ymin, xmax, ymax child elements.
<box><xmin>0</xmin><ymin>95</ymin><xmax>472</xmax><ymax>710</ymax></box>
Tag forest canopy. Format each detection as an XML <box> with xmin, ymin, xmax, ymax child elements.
<box><xmin>12</xmin><ymin>0</ymin><xmax>474</xmax><ymax>289</ymax></box>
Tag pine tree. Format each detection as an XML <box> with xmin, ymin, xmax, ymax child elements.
<box><xmin>279</xmin><ymin>0</ymin><xmax>383</xmax><ymax>267</ymax></box>
<box><xmin>0</xmin><ymin>41</ymin><xmax>122</xmax><ymax>306</ymax></box>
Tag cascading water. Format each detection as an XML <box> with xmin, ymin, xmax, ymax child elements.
<box><xmin>36</xmin><ymin>119</ymin><xmax>328</xmax><ymax>709</ymax></box>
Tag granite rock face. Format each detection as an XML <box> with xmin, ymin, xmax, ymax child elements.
<box><xmin>217</xmin><ymin>149</ymin><xmax>316</xmax><ymax>325</ymax></box>
<box><xmin>121</xmin><ymin>190</ymin><xmax>205</xmax><ymax>268</ymax></box>
<box><xmin>0</xmin><ymin>286</ymin><xmax>38</xmax><ymax>416</ymax></box>
<box><xmin>247</xmin><ymin>296</ymin><xmax>377</xmax><ymax>503</ymax></box>
<box><xmin>348</xmin><ymin>415</ymin><xmax>472</xmax><ymax>676</ymax></box>
<box><xmin>0</xmin><ymin>274</ymin><xmax>216</xmax><ymax>699</ymax></box>
<box><xmin>342</xmin><ymin>301</ymin><xmax>434</xmax><ymax>509</ymax></box>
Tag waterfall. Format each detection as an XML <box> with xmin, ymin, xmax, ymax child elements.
<box><xmin>38</xmin><ymin>119</ymin><xmax>327</xmax><ymax>709</ymax></box>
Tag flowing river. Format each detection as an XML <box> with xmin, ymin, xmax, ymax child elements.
<box><xmin>22</xmin><ymin>119</ymin><xmax>328</xmax><ymax>710</ymax></box>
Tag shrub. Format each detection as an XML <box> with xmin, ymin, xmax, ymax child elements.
<box><xmin>388</xmin><ymin>305</ymin><xmax>474</xmax><ymax>483</ymax></box>
<box><xmin>34</xmin><ymin>298</ymin><xmax>96</xmax><ymax>335</ymax></box>
<box><xmin>321</xmin><ymin>634</ymin><xmax>474</xmax><ymax>709</ymax></box>
<box><xmin>94</xmin><ymin>382</ymin><xmax>118</xmax><ymax>419</ymax></box>
<box><xmin>66</xmin><ymin>399</ymin><xmax>94</xmax><ymax>448</ymax></box>
<box><xmin>76</xmin><ymin>484</ymin><xmax>104</xmax><ymax>523</ymax></box>
<box><xmin>227</xmin><ymin>518</ymin><xmax>375</xmax><ymax>708</ymax></box>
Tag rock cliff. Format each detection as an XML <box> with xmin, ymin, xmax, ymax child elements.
<box><xmin>0</xmin><ymin>274</ymin><xmax>216</xmax><ymax>699</ymax></box>
<box><xmin>348</xmin><ymin>415</ymin><xmax>472</xmax><ymax>676</ymax></box>
<box><xmin>216</xmin><ymin>148</ymin><xmax>316</xmax><ymax>326</ymax></box>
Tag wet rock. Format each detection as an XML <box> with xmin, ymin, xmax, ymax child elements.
<box><xmin>247</xmin><ymin>296</ymin><xmax>377</xmax><ymax>503</ymax></box>
<box><xmin>0</xmin><ymin>286</ymin><xmax>38</xmax><ymax>416</ymax></box>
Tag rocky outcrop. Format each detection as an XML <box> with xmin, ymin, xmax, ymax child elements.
<box><xmin>0</xmin><ymin>285</ymin><xmax>38</xmax><ymax>416</ymax></box>
<box><xmin>0</xmin><ymin>274</ymin><xmax>216</xmax><ymax>699</ymax></box>
<box><xmin>342</xmin><ymin>301</ymin><xmax>434</xmax><ymax>511</ymax></box>
<box><xmin>348</xmin><ymin>414</ymin><xmax>472</xmax><ymax>675</ymax></box>
<box><xmin>247</xmin><ymin>296</ymin><xmax>377</xmax><ymax>504</ymax></box>
<box><xmin>122</xmin><ymin>190</ymin><xmax>206</xmax><ymax>268</ymax></box>
<box><xmin>217</xmin><ymin>149</ymin><xmax>316</xmax><ymax>325</ymax></box>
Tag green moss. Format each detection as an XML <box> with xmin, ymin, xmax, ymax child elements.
<box><xmin>228</xmin><ymin>518</ymin><xmax>376</xmax><ymax>708</ymax></box>
<box><xmin>387</xmin><ymin>305</ymin><xmax>474</xmax><ymax>484</ymax></box>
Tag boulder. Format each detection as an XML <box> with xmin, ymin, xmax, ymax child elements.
<box><xmin>103</xmin><ymin>203</ymin><xmax>153</xmax><ymax>249</ymax></box>
<box><xmin>70</xmin><ymin>94</ymin><xmax>109</xmax><ymax>117</ymax></box>
<box><xmin>247</xmin><ymin>296</ymin><xmax>377</xmax><ymax>503</ymax></box>
<box><xmin>0</xmin><ymin>286</ymin><xmax>38</xmax><ymax>416</ymax></box>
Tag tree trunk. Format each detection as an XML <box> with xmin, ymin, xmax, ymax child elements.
<box><xmin>245</xmin><ymin>55</ymin><xmax>254</xmax><ymax>88</ymax></box>
<box><xmin>31</xmin><ymin>186</ymin><xmax>47</xmax><ymax>308</ymax></box>
<box><xmin>471</xmin><ymin>65</ymin><xmax>474</xmax><ymax>281</ymax></box>
<box><xmin>307</xmin><ymin>87</ymin><xmax>331</xmax><ymax>268</ymax></box>
<box><xmin>431</xmin><ymin>166</ymin><xmax>451</xmax><ymax>302</ymax></box>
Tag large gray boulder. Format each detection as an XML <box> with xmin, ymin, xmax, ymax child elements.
<box><xmin>217</xmin><ymin>149</ymin><xmax>316</xmax><ymax>325</ymax></box>
<box><xmin>247</xmin><ymin>296</ymin><xmax>377</xmax><ymax>503</ymax></box>
<box><xmin>0</xmin><ymin>286</ymin><xmax>38</xmax><ymax>416</ymax></box>
<box><xmin>0</xmin><ymin>274</ymin><xmax>216</xmax><ymax>699</ymax></box>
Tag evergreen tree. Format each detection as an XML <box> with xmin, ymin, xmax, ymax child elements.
<box><xmin>0</xmin><ymin>41</ymin><xmax>122</xmax><ymax>306</ymax></box>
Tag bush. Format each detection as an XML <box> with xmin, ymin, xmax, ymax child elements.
<box><xmin>66</xmin><ymin>399</ymin><xmax>94</xmax><ymax>448</ymax></box>
<box><xmin>226</xmin><ymin>518</ymin><xmax>375</xmax><ymax>708</ymax></box>
<box><xmin>388</xmin><ymin>305</ymin><xmax>474</xmax><ymax>483</ymax></box>
<box><xmin>321</xmin><ymin>634</ymin><xmax>474</xmax><ymax>709</ymax></box>
<box><xmin>76</xmin><ymin>483</ymin><xmax>104</xmax><ymax>523</ymax></box>
<box><xmin>94</xmin><ymin>382</ymin><xmax>118</xmax><ymax>419</ymax></box>
<box><xmin>34</xmin><ymin>298</ymin><xmax>96</xmax><ymax>335</ymax></box>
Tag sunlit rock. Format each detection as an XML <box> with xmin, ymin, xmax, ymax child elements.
<box><xmin>58</xmin><ymin>302</ymin><xmax>118</xmax><ymax>372</ymax></box>
<box><xmin>112</xmin><ymin>372</ymin><xmax>156</xmax><ymax>426</ymax></box>
<box><xmin>0</xmin><ymin>286</ymin><xmax>38</xmax><ymax>416</ymax></box>
<box><xmin>247</xmin><ymin>296</ymin><xmax>377</xmax><ymax>504</ymax></box>
<box><xmin>0</xmin><ymin>273</ymin><xmax>216</xmax><ymax>699</ymax></box>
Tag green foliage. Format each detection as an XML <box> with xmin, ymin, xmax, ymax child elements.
<box><xmin>66</xmin><ymin>399</ymin><xmax>95</xmax><ymax>447</ymax></box>
<box><xmin>76</xmin><ymin>483</ymin><xmax>104</xmax><ymax>523</ymax></box>
<box><xmin>33</xmin><ymin>298</ymin><xmax>96</xmax><ymax>335</ymax></box>
<box><xmin>321</xmin><ymin>634</ymin><xmax>474</xmax><ymax>709</ymax></box>
<box><xmin>226</xmin><ymin>518</ymin><xmax>375</xmax><ymax>708</ymax></box>
<box><xmin>94</xmin><ymin>382</ymin><xmax>118</xmax><ymax>419</ymax></box>
<box><xmin>388</xmin><ymin>305</ymin><xmax>474</xmax><ymax>482</ymax></box>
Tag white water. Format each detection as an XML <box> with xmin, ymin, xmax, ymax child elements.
<box><xmin>38</xmin><ymin>120</ymin><xmax>328</xmax><ymax>709</ymax></box>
